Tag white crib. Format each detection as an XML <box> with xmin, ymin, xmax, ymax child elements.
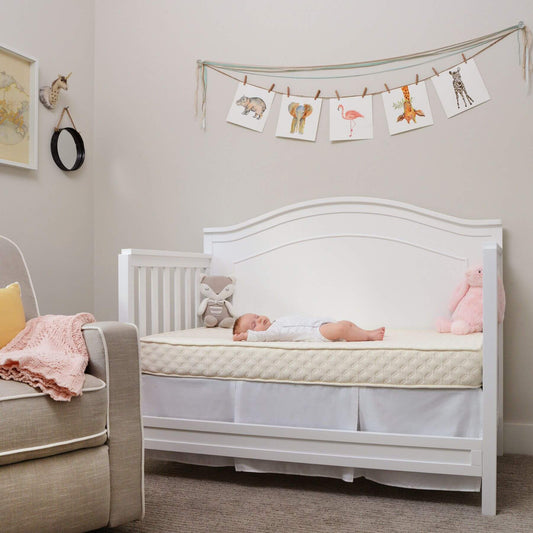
<box><xmin>119</xmin><ymin>197</ymin><xmax>503</xmax><ymax>515</ymax></box>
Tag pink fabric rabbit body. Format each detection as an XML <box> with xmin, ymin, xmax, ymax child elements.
<box><xmin>436</xmin><ymin>266</ymin><xmax>505</xmax><ymax>335</ymax></box>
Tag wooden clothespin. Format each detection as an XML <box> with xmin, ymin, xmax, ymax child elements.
<box><xmin>462</xmin><ymin>53</ymin><xmax>468</xmax><ymax>63</ymax></box>
<box><xmin>415</xmin><ymin>74</ymin><xmax>419</xmax><ymax>85</ymax></box>
<box><xmin>243</xmin><ymin>75</ymin><xmax>247</xmax><ymax>85</ymax></box>
<box><xmin>287</xmin><ymin>86</ymin><xmax>290</xmax><ymax>97</ymax></box>
<box><xmin>432</xmin><ymin>67</ymin><xmax>439</xmax><ymax>76</ymax></box>
<box><xmin>335</xmin><ymin>90</ymin><xmax>340</xmax><ymax>101</ymax></box>
<box><xmin>362</xmin><ymin>87</ymin><xmax>368</xmax><ymax>98</ymax></box>
<box><xmin>268</xmin><ymin>83</ymin><xmax>275</xmax><ymax>93</ymax></box>
<box><xmin>314</xmin><ymin>89</ymin><xmax>321</xmax><ymax>100</ymax></box>
<box><xmin>384</xmin><ymin>83</ymin><xmax>390</xmax><ymax>93</ymax></box>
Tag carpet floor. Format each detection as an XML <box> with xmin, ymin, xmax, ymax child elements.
<box><xmin>98</xmin><ymin>454</ymin><xmax>533</xmax><ymax>532</ymax></box>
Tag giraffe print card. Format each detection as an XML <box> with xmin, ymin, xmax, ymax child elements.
<box><xmin>226</xmin><ymin>83</ymin><xmax>276</xmax><ymax>132</ymax></box>
<box><xmin>381</xmin><ymin>82</ymin><xmax>434</xmax><ymax>135</ymax></box>
<box><xmin>329</xmin><ymin>96</ymin><xmax>373</xmax><ymax>141</ymax></box>
<box><xmin>275</xmin><ymin>95</ymin><xmax>322</xmax><ymax>142</ymax></box>
<box><xmin>432</xmin><ymin>58</ymin><xmax>490</xmax><ymax>118</ymax></box>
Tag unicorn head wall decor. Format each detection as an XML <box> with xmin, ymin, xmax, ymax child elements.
<box><xmin>39</xmin><ymin>73</ymin><xmax>71</xmax><ymax>110</ymax></box>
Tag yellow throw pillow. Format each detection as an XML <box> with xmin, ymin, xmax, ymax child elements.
<box><xmin>0</xmin><ymin>282</ymin><xmax>26</xmax><ymax>349</ymax></box>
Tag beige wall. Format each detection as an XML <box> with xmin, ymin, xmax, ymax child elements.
<box><xmin>0</xmin><ymin>0</ymin><xmax>94</xmax><ymax>315</ymax></box>
<box><xmin>3</xmin><ymin>0</ymin><xmax>531</xmax><ymax>450</ymax></box>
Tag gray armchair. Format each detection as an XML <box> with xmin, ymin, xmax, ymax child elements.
<box><xmin>0</xmin><ymin>235</ymin><xmax>143</xmax><ymax>533</ymax></box>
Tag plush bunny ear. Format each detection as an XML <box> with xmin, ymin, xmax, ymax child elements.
<box><xmin>200</xmin><ymin>274</ymin><xmax>206</xmax><ymax>283</ymax></box>
<box><xmin>229</xmin><ymin>275</ymin><xmax>236</xmax><ymax>285</ymax></box>
<box><xmin>449</xmin><ymin>279</ymin><xmax>469</xmax><ymax>314</ymax></box>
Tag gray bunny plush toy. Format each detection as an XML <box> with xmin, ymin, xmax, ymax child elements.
<box><xmin>197</xmin><ymin>275</ymin><xmax>236</xmax><ymax>328</ymax></box>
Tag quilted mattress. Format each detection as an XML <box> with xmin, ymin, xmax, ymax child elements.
<box><xmin>140</xmin><ymin>328</ymin><xmax>483</xmax><ymax>388</ymax></box>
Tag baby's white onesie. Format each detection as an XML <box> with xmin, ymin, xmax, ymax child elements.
<box><xmin>246</xmin><ymin>315</ymin><xmax>335</xmax><ymax>342</ymax></box>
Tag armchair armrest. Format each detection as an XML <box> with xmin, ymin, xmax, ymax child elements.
<box><xmin>82</xmin><ymin>321</ymin><xmax>144</xmax><ymax>526</ymax></box>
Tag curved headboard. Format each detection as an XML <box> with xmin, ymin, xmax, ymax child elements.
<box><xmin>204</xmin><ymin>197</ymin><xmax>502</xmax><ymax>328</ymax></box>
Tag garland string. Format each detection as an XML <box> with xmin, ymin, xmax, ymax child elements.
<box><xmin>196</xmin><ymin>22</ymin><xmax>528</xmax><ymax>129</ymax></box>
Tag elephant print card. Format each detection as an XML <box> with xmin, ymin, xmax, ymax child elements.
<box><xmin>329</xmin><ymin>96</ymin><xmax>373</xmax><ymax>141</ymax></box>
<box><xmin>431</xmin><ymin>59</ymin><xmax>490</xmax><ymax>118</ymax></box>
<box><xmin>382</xmin><ymin>82</ymin><xmax>434</xmax><ymax>135</ymax></box>
<box><xmin>226</xmin><ymin>83</ymin><xmax>276</xmax><ymax>132</ymax></box>
<box><xmin>275</xmin><ymin>95</ymin><xmax>322</xmax><ymax>142</ymax></box>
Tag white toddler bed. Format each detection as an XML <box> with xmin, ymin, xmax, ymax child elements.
<box><xmin>118</xmin><ymin>197</ymin><xmax>503</xmax><ymax>515</ymax></box>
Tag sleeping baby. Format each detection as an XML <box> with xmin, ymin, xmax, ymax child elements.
<box><xmin>232</xmin><ymin>314</ymin><xmax>385</xmax><ymax>342</ymax></box>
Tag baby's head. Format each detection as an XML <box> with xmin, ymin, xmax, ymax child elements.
<box><xmin>233</xmin><ymin>313</ymin><xmax>272</xmax><ymax>335</ymax></box>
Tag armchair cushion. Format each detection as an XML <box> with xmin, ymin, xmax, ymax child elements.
<box><xmin>0</xmin><ymin>282</ymin><xmax>26</xmax><ymax>348</ymax></box>
<box><xmin>0</xmin><ymin>374</ymin><xmax>107</xmax><ymax>466</ymax></box>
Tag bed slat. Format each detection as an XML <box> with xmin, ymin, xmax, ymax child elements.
<box><xmin>118</xmin><ymin>250</ymin><xmax>211</xmax><ymax>336</ymax></box>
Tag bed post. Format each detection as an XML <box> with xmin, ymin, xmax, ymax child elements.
<box><xmin>482</xmin><ymin>243</ymin><xmax>501</xmax><ymax>516</ymax></box>
<box><xmin>118</xmin><ymin>250</ymin><xmax>135</xmax><ymax>324</ymax></box>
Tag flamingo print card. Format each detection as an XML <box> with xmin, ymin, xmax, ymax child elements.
<box><xmin>431</xmin><ymin>59</ymin><xmax>490</xmax><ymax>118</ymax></box>
<box><xmin>382</xmin><ymin>82</ymin><xmax>434</xmax><ymax>135</ymax></box>
<box><xmin>226</xmin><ymin>83</ymin><xmax>276</xmax><ymax>132</ymax></box>
<box><xmin>275</xmin><ymin>95</ymin><xmax>322</xmax><ymax>142</ymax></box>
<box><xmin>329</xmin><ymin>96</ymin><xmax>373</xmax><ymax>141</ymax></box>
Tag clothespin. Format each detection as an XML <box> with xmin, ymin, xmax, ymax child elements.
<box><xmin>362</xmin><ymin>87</ymin><xmax>368</xmax><ymax>98</ymax></box>
<box><xmin>335</xmin><ymin>90</ymin><xmax>340</xmax><ymax>101</ymax></box>
<box><xmin>314</xmin><ymin>89</ymin><xmax>321</xmax><ymax>100</ymax></box>
<box><xmin>268</xmin><ymin>83</ymin><xmax>275</xmax><ymax>93</ymax></box>
<box><xmin>432</xmin><ymin>67</ymin><xmax>439</xmax><ymax>76</ymax></box>
<box><xmin>287</xmin><ymin>86</ymin><xmax>290</xmax><ymax>97</ymax></box>
<box><xmin>384</xmin><ymin>83</ymin><xmax>390</xmax><ymax>93</ymax></box>
<box><xmin>415</xmin><ymin>74</ymin><xmax>419</xmax><ymax>85</ymax></box>
<box><xmin>462</xmin><ymin>53</ymin><xmax>468</xmax><ymax>63</ymax></box>
<box><xmin>243</xmin><ymin>75</ymin><xmax>247</xmax><ymax>85</ymax></box>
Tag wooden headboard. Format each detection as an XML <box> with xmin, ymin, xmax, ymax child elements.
<box><xmin>203</xmin><ymin>197</ymin><xmax>502</xmax><ymax>329</ymax></box>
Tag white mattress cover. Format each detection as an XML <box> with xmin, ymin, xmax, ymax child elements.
<box><xmin>141</xmin><ymin>328</ymin><xmax>483</xmax><ymax>388</ymax></box>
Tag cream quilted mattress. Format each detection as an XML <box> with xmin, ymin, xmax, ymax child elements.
<box><xmin>140</xmin><ymin>328</ymin><xmax>483</xmax><ymax>388</ymax></box>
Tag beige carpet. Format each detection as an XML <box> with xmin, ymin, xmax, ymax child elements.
<box><xmin>99</xmin><ymin>454</ymin><xmax>533</xmax><ymax>532</ymax></box>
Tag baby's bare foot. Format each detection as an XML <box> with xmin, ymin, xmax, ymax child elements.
<box><xmin>368</xmin><ymin>327</ymin><xmax>385</xmax><ymax>341</ymax></box>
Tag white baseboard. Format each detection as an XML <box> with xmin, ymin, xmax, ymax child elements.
<box><xmin>504</xmin><ymin>422</ymin><xmax>533</xmax><ymax>455</ymax></box>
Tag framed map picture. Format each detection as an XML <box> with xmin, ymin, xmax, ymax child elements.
<box><xmin>0</xmin><ymin>44</ymin><xmax>38</xmax><ymax>169</ymax></box>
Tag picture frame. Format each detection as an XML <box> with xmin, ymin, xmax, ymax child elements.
<box><xmin>0</xmin><ymin>43</ymin><xmax>38</xmax><ymax>170</ymax></box>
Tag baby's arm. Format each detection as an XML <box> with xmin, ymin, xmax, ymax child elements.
<box><xmin>234</xmin><ymin>329</ymin><xmax>279</xmax><ymax>342</ymax></box>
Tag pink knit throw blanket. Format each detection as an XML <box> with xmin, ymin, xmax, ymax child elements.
<box><xmin>0</xmin><ymin>313</ymin><xmax>95</xmax><ymax>401</ymax></box>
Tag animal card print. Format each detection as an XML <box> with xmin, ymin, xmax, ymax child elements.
<box><xmin>432</xmin><ymin>58</ymin><xmax>490</xmax><ymax>118</ymax></box>
<box><xmin>226</xmin><ymin>82</ymin><xmax>275</xmax><ymax>132</ymax></box>
<box><xmin>275</xmin><ymin>95</ymin><xmax>322</xmax><ymax>142</ymax></box>
<box><xmin>381</xmin><ymin>81</ymin><xmax>434</xmax><ymax>135</ymax></box>
<box><xmin>329</xmin><ymin>96</ymin><xmax>373</xmax><ymax>141</ymax></box>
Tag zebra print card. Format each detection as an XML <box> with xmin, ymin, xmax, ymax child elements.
<box><xmin>432</xmin><ymin>58</ymin><xmax>490</xmax><ymax>118</ymax></box>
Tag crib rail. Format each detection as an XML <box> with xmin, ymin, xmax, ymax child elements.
<box><xmin>119</xmin><ymin>249</ymin><xmax>212</xmax><ymax>337</ymax></box>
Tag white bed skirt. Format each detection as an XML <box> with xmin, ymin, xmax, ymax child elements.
<box><xmin>143</xmin><ymin>375</ymin><xmax>482</xmax><ymax>491</ymax></box>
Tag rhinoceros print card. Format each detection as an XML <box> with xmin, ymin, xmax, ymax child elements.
<box><xmin>381</xmin><ymin>82</ymin><xmax>434</xmax><ymax>135</ymax></box>
<box><xmin>226</xmin><ymin>83</ymin><xmax>275</xmax><ymax>132</ymax></box>
<box><xmin>275</xmin><ymin>95</ymin><xmax>322</xmax><ymax>142</ymax></box>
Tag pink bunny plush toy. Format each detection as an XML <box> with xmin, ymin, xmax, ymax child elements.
<box><xmin>436</xmin><ymin>266</ymin><xmax>506</xmax><ymax>335</ymax></box>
